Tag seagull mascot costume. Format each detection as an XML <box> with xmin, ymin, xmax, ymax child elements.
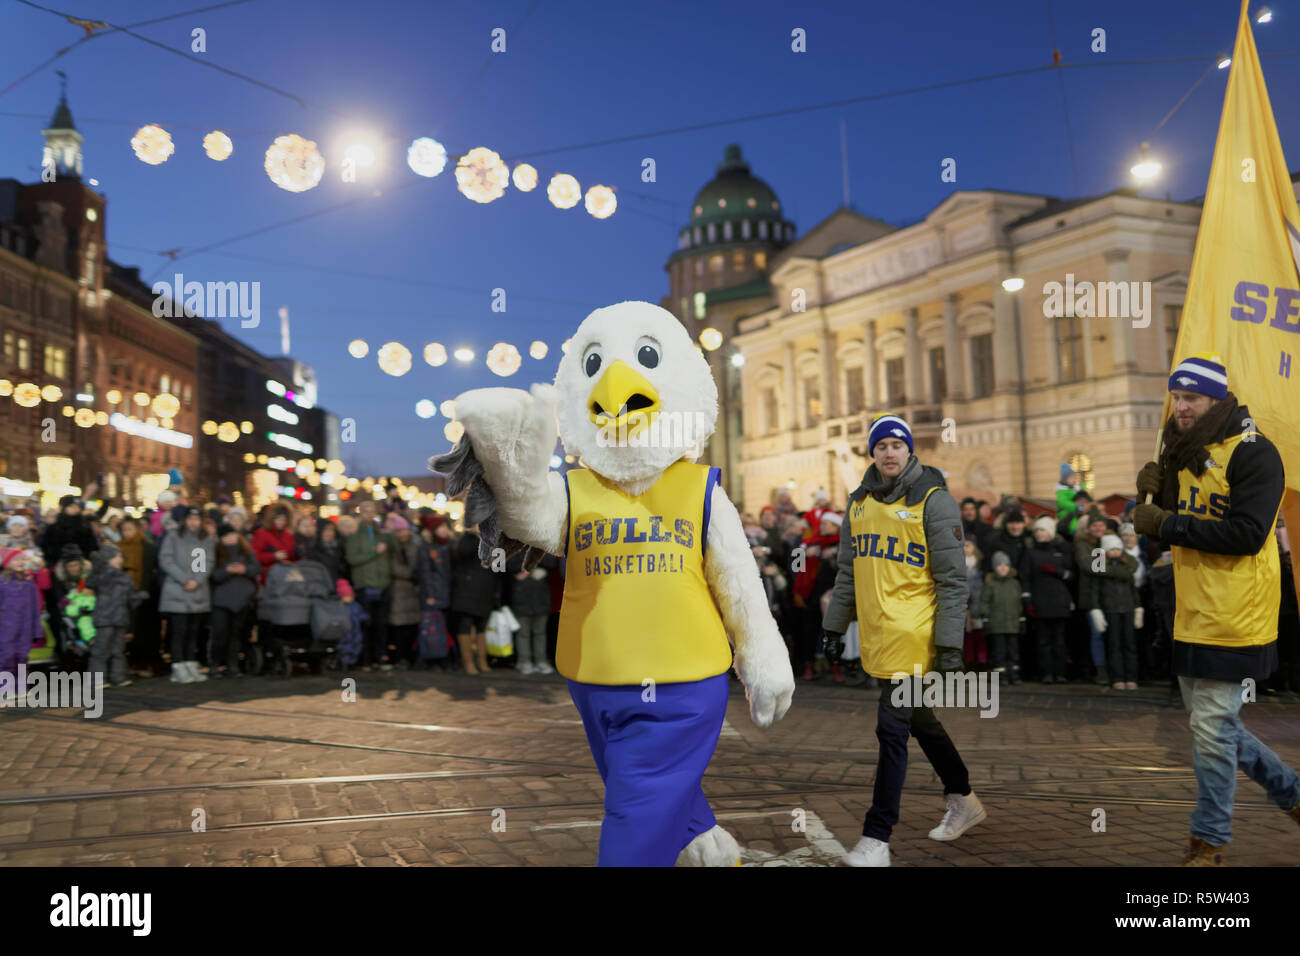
<box><xmin>433</xmin><ymin>300</ymin><xmax>795</xmax><ymax>866</ymax></box>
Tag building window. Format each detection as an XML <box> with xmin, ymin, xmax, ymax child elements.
<box><xmin>1165</xmin><ymin>304</ymin><xmax>1182</xmax><ymax>371</ymax></box>
<box><xmin>161</xmin><ymin>374</ymin><xmax>170</xmax><ymax>393</ymax></box>
<box><xmin>803</xmin><ymin>375</ymin><xmax>822</xmax><ymax>427</ymax></box>
<box><xmin>694</xmin><ymin>258</ymin><xmax>704</xmax><ymax>277</ymax></box>
<box><xmin>741</xmin><ymin>220</ymin><xmax>752</xmax><ymax>240</ymax></box>
<box><xmin>723</xmin><ymin>221</ymin><xmax>733</xmax><ymax>241</ymax></box>
<box><xmin>693</xmin><ymin>292</ymin><xmax>707</xmax><ymax>320</ymax></box>
<box><xmin>928</xmin><ymin>347</ymin><xmax>947</xmax><ymax>403</ymax></box>
<box><xmin>758</xmin><ymin>221</ymin><xmax>769</xmax><ymax>239</ymax></box>
<box><xmin>43</xmin><ymin>345</ymin><xmax>66</xmax><ymax>378</ymax></box>
<box><xmin>16</xmin><ymin>336</ymin><xmax>29</xmax><ymax>370</ymax></box>
<box><xmin>732</xmin><ymin>251</ymin><xmax>746</xmax><ymax>273</ymax></box>
<box><xmin>2</xmin><ymin>331</ymin><xmax>12</xmax><ymax>364</ymax></box>
<box><xmin>678</xmin><ymin>296</ymin><xmax>688</xmax><ymax>319</ymax></box>
<box><xmin>754</xmin><ymin>251</ymin><xmax>766</xmax><ymax>271</ymax></box>
<box><xmin>709</xmin><ymin>255</ymin><xmax>724</xmax><ymax>274</ymax></box>
<box><xmin>706</xmin><ymin>223</ymin><xmax>717</xmax><ymax>243</ymax></box>
<box><xmin>970</xmin><ymin>334</ymin><xmax>994</xmax><ymax>398</ymax></box>
<box><xmin>1058</xmin><ymin>315</ymin><xmax>1084</xmax><ymax>383</ymax></box>
<box><xmin>885</xmin><ymin>357</ymin><xmax>905</xmax><ymax>406</ymax></box>
<box><xmin>762</xmin><ymin>386</ymin><xmax>780</xmax><ymax>435</ymax></box>
<box><xmin>844</xmin><ymin>366</ymin><xmax>864</xmax><ymax>414</ymax></box>
<box><xmin>1067</xmin><ymin>451</ymin><xmax>1095</xmax><ymax>493</ymax></box>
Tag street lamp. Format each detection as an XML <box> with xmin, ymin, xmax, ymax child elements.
<box><xmin>1130</xmin><ymin>142</ymin><xmax>1161</xmax><ymax>182</ymax></box>
<box><xmin>1001</xmin><ymin>277</ymin><xmax>1024</xmax><ymax>293</ymax></box>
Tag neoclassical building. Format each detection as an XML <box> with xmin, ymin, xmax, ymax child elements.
<box><xmin>728</xmin><ymin>185</ymin><xmax>1224</xmax><ymax>512</ymax></box>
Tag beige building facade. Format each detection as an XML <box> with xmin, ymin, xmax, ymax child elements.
<box><xmin>731</xmin><ymin>186</ymin><xmax>1225</xmax><ymax>513</ymax></box>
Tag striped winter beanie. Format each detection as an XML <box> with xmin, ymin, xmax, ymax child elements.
<box><xmin>1169</xmin><ymin>352</ymin><xmax>1227</xmax><ymax>400</ymax></box>
<box><xmin>868</xmin><ymin>413</ymin><xmax>913</xmax><ymax>455</ymax></box>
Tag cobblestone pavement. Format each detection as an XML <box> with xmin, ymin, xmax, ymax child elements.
<box><xmin>1</xmin><ymin>669</ymin><xmax>1298</xmax><ymax>866</ymax></box>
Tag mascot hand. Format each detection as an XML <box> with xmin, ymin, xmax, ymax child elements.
<box><xmin>733</xmin><ymin>636</ymin><xmax>794</xmax><ymax>729</ymax></box>
<box><xmin>453</xmin><ymin>384</ymin><xmax>559</xmax><ymax>482</ymax></box>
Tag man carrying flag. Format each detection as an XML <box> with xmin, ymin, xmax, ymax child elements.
<box><xmin>1132</xmin><ymin>0</ymin><xmax>1300</xmax><ymax>866</ymax></box>
<box><xmin>1134</xmin><ymin>355</ymin><xmax>1299</xmax><ymax>866</ymax></box>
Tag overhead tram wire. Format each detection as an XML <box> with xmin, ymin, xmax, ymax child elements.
<box><xmin>1045</xmin><ymin>0</ymin><xmax>1081</xmax><ymax>197</ymax></box>
<box><xmin>0</xmin><ymin>0</ymin><xmax>258</xmax><ymax>99</ymax></box>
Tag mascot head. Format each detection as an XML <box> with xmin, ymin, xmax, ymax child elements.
<box><xmin>554</xmin><ymin>301</ymin><xmax>717</xmax><ymax>484</ymax></box>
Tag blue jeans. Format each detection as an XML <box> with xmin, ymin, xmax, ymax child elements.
<box><xmin>1180</xmin><ymin>676</ymin><xmax>1300</xmax><ymax>846</ymax></box>
<box><xmin>1088</xmin><ymin>612</ymin><xmax>1107</xmax><ymax>668</ymax></box>
<box><xmin>568</xmin><ymin>673</ymin><xmax>728</xmax><ymax>866</ymax></box>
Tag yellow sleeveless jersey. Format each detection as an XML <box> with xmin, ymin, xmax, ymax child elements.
<box><xmin>1173</xmin><ymin>431</ymin><xmax>1281</xmax><ymax>649</ymax></box>
<box><xmin>847</xmin><ymin>487</ymin><xmax>941</xmax><ymax>679</ymax></box>
<box><xmin>557</xmin><ymin>460</ymin><xmax>732</xmax><ymax>685</ymax></box>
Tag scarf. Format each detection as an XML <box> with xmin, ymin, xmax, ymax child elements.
<box><xmin>1155</xmin><ymin>392</ymin><xmax>1240</xmax><ymax>510</ymax></box>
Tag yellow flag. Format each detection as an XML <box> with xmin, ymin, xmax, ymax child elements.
<box><xmin>1163</xmin><ymin>0</ymin><xmax>1300</xmax><ymax>615</ymax></box>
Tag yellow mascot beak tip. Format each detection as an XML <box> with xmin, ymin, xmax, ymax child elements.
<box><xmin>587</xmin><ymin>359</ymin><xmax>660</xmax><ymax>433</ymax></box>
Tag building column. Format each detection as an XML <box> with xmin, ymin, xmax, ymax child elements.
<box><xmin>783</xmin><ymin>341</ymin><xmax>796</xmax><ymax>432</ymax></box>
<box><xmin>863</xmin><ymin>319</ymin><xmax>877</xmax><ymax>407</ymax></box>
<box><xmin>904</xmin><ymin>307</ymin><xmax>922</xmax><ymax>406</ymax></box>
<box><xmin>1107</xmin><ymin>248</ymin><xmax>1137</xmax><ymax>372</ymax></box>
<box><xmin>942</xmin><ymin>294</ymin><xmax>963</xmax><ymax>400</ymax></box>
<box><xmin>993</xmin><ymin>286</ymin><xmax>1020</xmax><ymax>392</ymax></box>
<box><xmin>821</xmin><ymin>325</ymin><xmax>839</xmax><ymax>419</ymax></box>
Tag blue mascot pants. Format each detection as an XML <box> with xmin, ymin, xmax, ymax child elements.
<box><xmin>567</xmin><ymin>673</ymin><xmax>729</xmax><ymax>866</ymax></box>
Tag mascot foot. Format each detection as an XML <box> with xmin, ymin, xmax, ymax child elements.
<box><xmin>676</xmin><ymin>825</ymin><xmax>742</xmax><ymax>867</ymax></box>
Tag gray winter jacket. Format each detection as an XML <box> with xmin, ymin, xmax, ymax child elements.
<box><xmin>822</xmin><ymin>455</ymin><xmax>967</xmax><ymax>652</ymax></box>
<box><xmin>158</xmin><ymin>529</ymin><xmax>216</xmax><ymax>614</ymax></box>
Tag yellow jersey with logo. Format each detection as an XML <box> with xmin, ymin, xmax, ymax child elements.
<box><xmin>558</xmin><ymin>460</ymin><xmax>732</xmax><ymax>685</ymax></box>
<box><xmin>847</xmin><ymin>487</ymin><xmax>941</xmax><ymax>679</ymax></box>
<box><xmin>1173</xmin><ymin>431</ymin><xmax>1281</xmax><ymax>648</ymax></box>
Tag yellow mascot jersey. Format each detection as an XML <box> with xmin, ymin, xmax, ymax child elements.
<box><xmin>1173</xmin><ymin>431</ymin><xmax>1281</xmax><ymax>648</ymax></box>
<box><xmin>847</xmin><ymin>487</ymin><xmax>941</xmax><ymax>679</ymax></box>
<box><xmin>557</xmin><ymin>460</ymin><xmax>733</xmax><ymax>685</ymax></box>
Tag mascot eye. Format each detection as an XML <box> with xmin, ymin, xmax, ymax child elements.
<box><xmin>635</xmin><ymin>337</ymin><xmax>660</xmax><ymax>369</ymax></box>
<box><xmin>583</xmin><ymin>348</ymin><xmax>602</xmax><ymax>378</ymax></box>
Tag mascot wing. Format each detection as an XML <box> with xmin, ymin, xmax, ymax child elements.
<box><xmin>430</xmin><ymin>383</ymin><xmax>569</xmax><ymax>568</ymax></box>
<box><xmin>702</xmin><ymin>482</ymin><xmax>795</xmax><ymax>727</ymax></box>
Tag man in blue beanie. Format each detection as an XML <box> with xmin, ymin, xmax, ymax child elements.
<box><xmin>821</xmin><ymin>413</ymin><xmax>984</xmax><ymax>866</ymax></box>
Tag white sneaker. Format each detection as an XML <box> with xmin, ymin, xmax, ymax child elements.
<box><xmin>517</xmin><ymin>662</ymin><xmax>536</xmax><ymax>675</ymax></box>
<box><xmin>843</xmin><ymin>836</ymin><xmax>890</xmax><ymax>867</ymax></box>
<box><xmin>535</xmin><ymin>662</ymin><xmax>554</xmax><ymax>675</ymax></box>
<box><xmin>170</xmin><ymin>663</ymin><xmax>192</xmax><ymax>683</ymax></box>
<box><xmin>186</xmin><ymin>662</ymin><xmax>208</xmax><ymax>683</ymax></box>
<box><xmin>928</xmin><ymin>792</ymin><xmax>987</xmax><ymax>841</ymax></box>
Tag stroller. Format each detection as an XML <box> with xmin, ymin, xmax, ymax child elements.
<box><xmin>256</xmin><ymin>560</ymin><xmax>348</xmax><ymax>677</ymax></box>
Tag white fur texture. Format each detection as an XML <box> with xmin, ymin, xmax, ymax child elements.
<box><xmin>704</xmin><ymin>483</ymin><xmax>796</xmax><ymax>727</ymax></box>
<box><xmin>451</xmin><ymin>383</ymin><xmax>569</xmax><ymax>555</ymax></box>
<box><xmin>676</xmin><ymin>825</ymin><xmax>741</xmax><ymax>866</ymax></box>
<box><xmin>554</xmin><ymin>301</ymin><xmax>718</xmax><ymax>484</ymax></box>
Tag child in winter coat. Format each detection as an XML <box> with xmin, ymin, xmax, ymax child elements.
<box><xmin>336</xmin><ymin>578</ymin><xmax>368</xmax><ymax>668</ymax></box>
<box><xmin>0</xmin><ymin>547</ymin><xmax>41</xmax><ymax>683</ymax></box>
<box><xmin>979</xmin><ymin>551</ymin><xmax>1024</xmax><ymax>684</ymax></box>
<box><xmin>58</xmin><ymin>550</ymin><xmax>97</xmax><ymax>653</ymax></box>
<box><xmin>87</xmin><ymin>543</ymin><xmax>136</xmax><ymax>687</ymax></box>
<box><xmin>1090</xmin><ymin>533</ymin><xmax>1139</xmax><ymax>691</ymax></box>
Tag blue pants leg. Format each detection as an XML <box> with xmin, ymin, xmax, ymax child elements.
<box><xmin>568</xmin><ymin>674</ymin><xmax>729</xmax><ymax>867</ymax></box>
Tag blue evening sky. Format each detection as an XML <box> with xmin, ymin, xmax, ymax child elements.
<box><xmin>1</xmin><ymin>0</ymin><xmax>1296</xmax><ymax>474</ymax></box>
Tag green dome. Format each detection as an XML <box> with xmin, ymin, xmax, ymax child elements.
<box><xmin>690</xmin><ymin>144</ymin><xmax>782</xmax><ymax>225</ymax></box>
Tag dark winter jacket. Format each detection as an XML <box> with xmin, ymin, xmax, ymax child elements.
<box><xmin>450</xmin><ymin>533</ymin><xmax>500</xmax><ymax>617</ymax></box>
<box><xmin>41</xmin><ymin>513</ymin><xmax>98</xmax><ymax>569</ymax></box>
<box><xmin>302</xmin><ymin>530</ymin><xmax>347</xmax><ymax>583</ymax></box>
<box><xmin>344</xmin><ymin>521</ymin><xmax>393</xmax><ymax>591</ymax></box>
<box><xmin>823</xmin><ymin>455</ymin><xmax>967</xmax><ymax>653</ymax></box>
<box><xmin>1087</xmin><ymin>550</ymin><xmax>1138</xmax><ymax>614</ymax></box>
<box><xmin>506</xmin><ymin>550</ymin><xmax>558</xmax><ymax>617</ymax></box>
<box><xmin>417</xmin><ymin>539</ymin><xmax>452</xmax><ymax>609</ymax></box>
<box><xmin>983</xmin><ymin>527</ymin><xmax>1031</xmax><ymax>575</ymax></box>
<box><xmin>979</xmin><ymin>570</ymin><xmax>1023</xmax><ymax>635</ymax></box>
<box><xmin>1021</xmin><ymin>536</ymin><xmax>1076</xmax><ymax>620</ymax></box>
<box><xmin>210</xmin><ymin>539</ymin><xmax>258</xmax><ymax>612</ymax></box>
<box><xmin>1073</xmin><ymin>528</ymin><xmax>1106</xmax><ymax>610</ymax></box>
<box><xmin>387</xmin><ymin>535</ymin><xmax>421</xmax><ymax>627</ymax></box>
<box><xmin>87</xmin><ymin>548</ymin><xmax>134</xmax><ymax>628</ymax></box>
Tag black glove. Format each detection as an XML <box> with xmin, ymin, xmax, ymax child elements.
<box><xmin>935</xmin><ymin>647</ymin><xmax>964</xmax><ymax>674</ymax></box>
<box><xmin>822</xmin><ymin>630</ymin><xmax>844</xmax><ymax>665</ymax></box>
